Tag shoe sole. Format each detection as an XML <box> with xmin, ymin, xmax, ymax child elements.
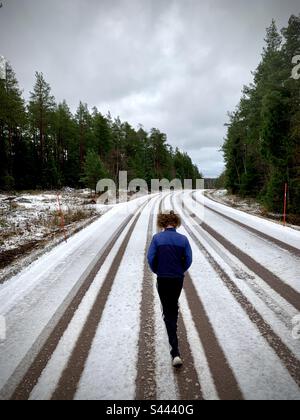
<box><xmin>173</xmin><ymin>359</ymin><xmax>183</xmax><ymax>368</ymax></box>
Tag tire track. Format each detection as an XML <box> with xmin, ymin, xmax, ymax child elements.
<box><xmin>192</xmin><ymin>192</ymin><xmax>300</xmax><ymax>258</ymax></box>
<box><xmin>185</xmin><ymin>196</ymin><xmax>300</xmax><ymax>312</ymax></box>
<box><xmin>177</xmin><ymin>195</ymin><xmax>300</xmax><ymax>389</ymax></box>
<box><xmin>175</xmin><ymin>314</ymin><xmax>203</xmax><ymax>400</ymax></box>
<box><xmin>9</xmin><ymin>206</ymin><xmax>144</xmax><ymax>401</ymax></box>
<box><xmin>135</xmin><ymin>198</ymin><xmax>159</xmax><ymax>400</ymax></box>
<box><xmin>170</xmin><ymin>195</ymin><xmax>243</xmax><ymax>400</ymax></box>
<box><xmin>50</xmin><ymin>199</ymin><xmax>152</xmax><ymax>400</ymax></box>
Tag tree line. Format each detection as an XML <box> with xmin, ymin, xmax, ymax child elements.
<box><xmin>222</xmin><ymin>15</ymin><xmax>300</xmax><ymax>215</ymax></box>
<box><xmin>0</xmin><ymin>67</ymin><xmax>202</xmax><ymax>192</ymax></box>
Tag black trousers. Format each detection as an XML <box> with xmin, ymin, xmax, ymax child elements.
<box><xmin>157</xmin><ymin>277</ymin><xmax>184</xmax><ymax>358</ymax></box>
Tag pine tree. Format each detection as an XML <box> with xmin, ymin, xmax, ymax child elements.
<box><xmin>28</xmin><ymin>72</ymin><xmax>56</xmax><ymax>187</ymax></box>
<box><xmin>0</xmin><ymin>62</ymin><xmax>26</xmax><ymax>190</ymax></box>
<box><xmin>54</xmin><ymin>101</ymin><xmax>78</xmax><ymax>186</ymax></box>
<box><xmin>81</xmin><ymin>149</ymin><xmax>108</xmax><ymax>192</ymax></box>
<box><xmin>92</xmin><ymin>107</ymin><xmax>112</xmax><ymax>160</ymax></box>
<box><xmin>75</xmin><ymin>102</ymin><xmax>93</xmax><ymax>169</ymax></box>
<box><xmin>110</xmin><ymin>117</ymin><xmax>126</xmax><ymax>183</ymax></box>
<box><xmin>149</xmin><ymin>128</ymin><xmax>169</xmax><ymax>178</ymax></box>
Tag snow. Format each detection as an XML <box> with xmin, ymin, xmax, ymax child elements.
<box><xmin>0</xmin><ymin>191</ymin><xmax>101</xmax><ymax>252</ymax></box>
<box><xmin>0</xmin><ymin>190</ymin><xmax>115</xmax><ymax>283</ymax></box>
<box><xmin>205</xmin><ymin>189</ymin><xmax>263</xmax><ymax>216</ymax></box>
<box><xmin>0</xmin><ymin>194</ymin><xmax>154</xmax><ymax>399</ymax></box>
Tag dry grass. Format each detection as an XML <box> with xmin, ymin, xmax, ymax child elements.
<box><xmin>51</xmin><ymin>208</ymin><xmax>96</xmax><ymax>228</ymax></box>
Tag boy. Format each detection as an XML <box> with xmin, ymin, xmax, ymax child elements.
<box><xmin>147</xmin><ymin>211</ymin><xmax>193</xmax><ymax>368</ymax></box>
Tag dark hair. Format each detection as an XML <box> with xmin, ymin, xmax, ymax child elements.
<box><xmin>157</xmin><ymin>210</ymin><xmax>181</xmax><ymax>229</ymax></box>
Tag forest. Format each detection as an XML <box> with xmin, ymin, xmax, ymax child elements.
<box><xmin>0</xmin><ymin>67</ymin><xmax>201</xmax><ymax>192</ymax></box>
<box><xmin>222</xmin><ymin>15</ymin><xmax>300</xmax><ymax>215</ymax></box>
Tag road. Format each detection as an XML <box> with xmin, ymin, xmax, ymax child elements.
<box><xmin>0</xmin><ymin>191</ymin><xmax>299</xmax><ymax>400</ymax></box>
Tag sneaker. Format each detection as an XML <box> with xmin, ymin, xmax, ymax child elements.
<box><xmin>173</xmin><ymin>356</ymin><xmax>183</xmax><ymax>368</ymax></box>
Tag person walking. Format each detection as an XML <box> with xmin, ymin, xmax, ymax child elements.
<box><xmin>147</xmin><ymin>210</ymin><xmax>193</xmax><ymax>368</ymax></box>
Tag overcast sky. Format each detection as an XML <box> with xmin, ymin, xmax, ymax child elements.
<box><xmin>0</xmin><ymin>0</ymin><xmax>299</xmax><ymax>177</ymax></box>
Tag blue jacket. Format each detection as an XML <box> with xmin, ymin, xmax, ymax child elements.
<box><xmin>147</xmin><ymin>228</ymin><xmax>193</xmax><ymax>278</ymax></box>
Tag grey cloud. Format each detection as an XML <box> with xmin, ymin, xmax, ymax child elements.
<box><xmin>1</xmin><ymin>0</ymin><xmax>299</xmax><ymax>177</ymax></box>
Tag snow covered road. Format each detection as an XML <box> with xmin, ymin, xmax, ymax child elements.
<box><xmin>0</xmin><ymin>191</ymin><xmax>299</xmax><ymax>400</ymax></box>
